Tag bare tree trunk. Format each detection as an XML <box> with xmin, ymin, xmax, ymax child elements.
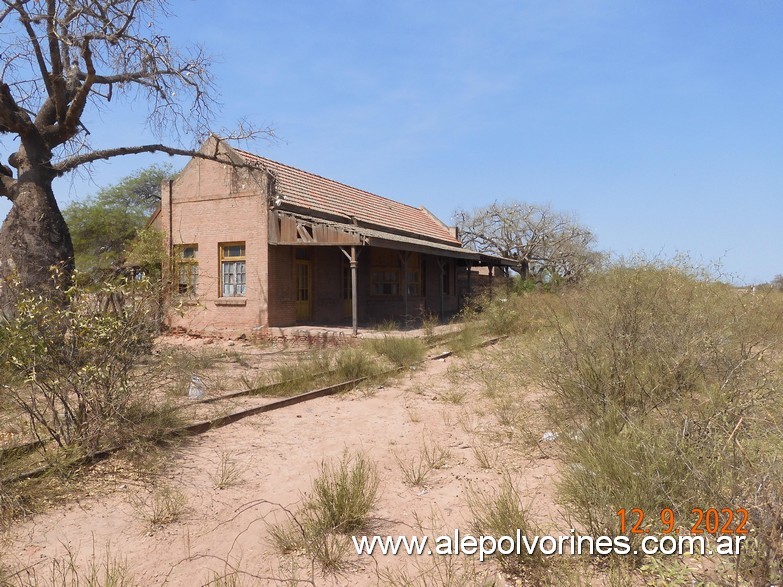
<box><xmin>0</xmin><ymin>172</ymin><xmax>73</xmax><ymax>314</ymax></box>
<box><xmin>519</xmin><ymin>258</ymin><xmax>530</xmax><ymax>280</ymax></box>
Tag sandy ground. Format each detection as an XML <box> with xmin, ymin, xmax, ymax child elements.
<box><xmin>4</xmin><ymin>347</ymin><xmax>559</xmax><ymax>586</ymax></box>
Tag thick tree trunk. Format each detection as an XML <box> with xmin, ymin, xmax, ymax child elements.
<box><xmin>0</xmin><ymin>174</ymin><xmax>73</xmax><ymax>315</ymax></box>
<box><xmin>519</xmin><ymin>258</ymin><xmax>530</xmax><ymax>280</ymax></box>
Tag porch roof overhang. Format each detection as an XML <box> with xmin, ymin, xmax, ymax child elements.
<box><xmin>361</xmin><ymin>229</ymin><xmax>479</xmax><ymax>261</ymax></box>
<box><xmin>478</xmin><ymin>253</ymin><xmax>518</xmax><ymax>267</ymax></box>
<box><xmin>268</xmin><ymin>210</ymin><xmax>513</xmax><ymax>265</ymax></box>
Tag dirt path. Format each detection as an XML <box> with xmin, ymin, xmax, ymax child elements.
<box><xmin>6</xmin><ymin>353</ymin><xmax>558</xmax><ymax>586</ymax></box>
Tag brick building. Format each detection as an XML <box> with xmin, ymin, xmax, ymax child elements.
<box><xmin>152</xmin><ymin>138</ymin><xmax>512</xmax><ymax>334</ymax></box>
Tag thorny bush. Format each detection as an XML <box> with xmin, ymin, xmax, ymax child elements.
<box><xmin>540</xmin><ymin>262</ymin><xmax>783</xmax><ymax>585</ymax></box>
<box><xmin>0</xmin><ymin>271</ymin><xmax>160</xmax><ymax>453</ymax></box>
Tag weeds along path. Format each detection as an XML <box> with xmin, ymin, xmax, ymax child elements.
<box><xmin>3</xmin><ymin>342</ymin><xmax>558</xmax><ymax>586</ymax></box>
<box><xmin>1</xmin><ymin>334</ymin><xmax>504</xmax><ymax>484</ymax></box>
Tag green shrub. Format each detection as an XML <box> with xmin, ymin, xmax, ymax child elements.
<box><xmin>0</xmin><ymin>273</ymin><xmax>160</xmax><ymax>452</ymax></box>
<box><xmin>375</xmin><ymin>319</ymin><xmax>400</xmax><ymax>332</ymax></box>
<box><xmin>370</xmin><ymin>336</ymin><xmax>426</xmax><ymax>367</ymax></box>
<box><xmin>558</xmin><ymin>421</ymin><xmax>693</xmax><ymax>538</ymax></box>
<box><xmin>210</xmin><ymin>450</ymin><xmax>242</xmax><ymax>490</ymax></box>
<box><xmin>268</xmin><ymin>451</ymin><xmax>380</xmax><ymax>574</ymax></box>
<box><xmin>419</xmin><ymin>312</ymin><xmax>439</xmax><ymax>342</ymax></box>
<box><xmin>130</xmin><ymin>483</ymin><xmax>187</xmax><ymax>527</ymax></box>
<box><xmin>446</xmin><ymin>323</ymin><xmax>482</xmax><ymax>355</ymax></box>
<box><xmin>333</xmin><ymin>347</ymin><xmax>380</xmax><ymax>381</ymax></box>
<box><xmin>482</xmin><ymin>297</ymin><xmax>523</xmax><ymax>336</ymax></box>
<box><xmin>308</xmin><ymin>451</ymin><xmax>380</xmax><ymax>534</ymax></box>
<box><xmin>540</xmin><ymin>263</ymin><xmax>777</xmax><ymax>427</ymax></box>
<box><xmin>541</xmin><ymin>261</ymin><xmax>783</xmax><ymax>582</ymax></box>
<box><xmin>395</xmin><ymin>452</ymin><xmax>431</xmax><ymax>487</ymax></box>
<box><xmin>268</xmin><ymin>350</ymin><xmax>334</xmax><ymax>396</ymax></box>
<box><xmin>4</xmin><ymin>546</ymin><xmax>135</xmax><ymax>586</ymax></box>
<box><xmin>114</xmin><ymin>398</ymin><xmax>184</xmax><ymax>445</ymax></box>
<box><xmin>467</xmin><ymin>475</ymin><xmax>548</xmax><ymax>581</ymax></box>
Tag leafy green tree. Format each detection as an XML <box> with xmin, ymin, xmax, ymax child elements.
<box><xmin>125</xmin><ymin>226</ymin><xmax>167</xmax><ymax>280</ymax></box>
<box><xmin>63</xmin><ymin>164</ymin><xmax>174</xmax><ymax>280</ymax></box>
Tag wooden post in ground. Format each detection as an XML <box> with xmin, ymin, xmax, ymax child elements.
<box><xmin>339</xmin><ymin>246</ymin><xmax>361</xmax><ymax>336</ymax></box>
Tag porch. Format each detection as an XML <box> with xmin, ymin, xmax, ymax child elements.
<box><xmin>266</xmin><ymin>210</ymin><xmax>514</xmax><ymax>332</ymax></box>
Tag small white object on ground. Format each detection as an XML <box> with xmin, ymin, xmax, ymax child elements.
<box><xmin>188</xmin><ymin>374</ymin><xmax>206</xmax><ymax>399</ymax></box>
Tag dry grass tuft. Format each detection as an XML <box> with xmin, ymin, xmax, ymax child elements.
<box><xmin>268</xmin><ymin>451</ymin><xmax>380</xmax><ymax>574</ymax></box>
<box><xmin>210</xmin><ymin>450</ymin><xmax>242</xmax><ymax>490</ymax></box>
<box><xmin>130</xmin><ymin>483</ymin><xmax>187</xmax><ymax>527</ymax></box>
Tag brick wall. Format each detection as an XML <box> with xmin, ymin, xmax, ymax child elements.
<box><xmin>267</xmin><ymin>245</ymin><xmax>296</xmax><ymax>326</ymax></box>
<box><xmin>161</xmin><ymin>151</ymin><xmax>271</xmax><ymax>333</ymax></box>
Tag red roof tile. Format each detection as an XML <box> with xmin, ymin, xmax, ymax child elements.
<box><xmin>233</xmin><ymin>148</ymin><xmax>460</xmax><ymax>246</ymax></box>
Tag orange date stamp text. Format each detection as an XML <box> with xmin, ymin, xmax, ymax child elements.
<box><xmin>617</xmin><ymin>507</ymin><xmax>749</xmax><ymax>535</ymax></box>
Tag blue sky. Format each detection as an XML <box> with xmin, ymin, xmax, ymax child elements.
<box><xmin>2</xmin><ymin>0</ymin><xmax>782</xmax><ymax>284</ymax></box>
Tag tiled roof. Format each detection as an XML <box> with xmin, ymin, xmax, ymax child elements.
<box><xmin>233</xmin><ymin>148</ymin><xmax>461</xmax><ymax>246</ymax></box>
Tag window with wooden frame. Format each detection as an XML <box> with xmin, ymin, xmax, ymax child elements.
<box><xmin>219</xmin><ymin>242</ymin><xmax>246</xmax><ymax>297</ymax></box>
<box><xmin>442</xmin><ymin>261</ymin><xmax>453</xmax><ymax>295</ymax></box>
<box><xmin>405</xmin><ymin>253</ymin><xmax>422</xmax><ymax>296</ymax></box>
<box><xmin>370</xmin><ymin>248</ymin><xmax>400</xmax><ymax>296</ymax></box>
<box><xmin>174</xmin><ymin>244</ymin><xmax>198</xmax><ymax>296</ymax></box>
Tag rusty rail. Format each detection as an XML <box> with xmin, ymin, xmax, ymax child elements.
<box><xmin>2</xmin><ymin>335</ymin><xmax>504</xmax><ymax>484</ymax></box>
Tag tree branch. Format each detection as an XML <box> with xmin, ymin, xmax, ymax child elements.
<box><xmin>77</xmin><ymin>66</ymin><xmax>193</xmax><ymax>85</ymax></box>
<box><xmin>0</xmin><ymin>169</ymin><xmax>15</xmax><ymax>201</ymax></box>
<box><xmin>45</xmin><ymin>0</ymin><xmax>68</xmax><ymax>123</ymax></box>
<box><xmin>34</xmin><ymin>95</ymin><xmax>58</xmax><ymax>128</ymax></box>
<box><xmin>11</xmin><ymin>1</ymin><xmax>53</xmax><ymax>97</ymax></box>
<box><xmin>59</xmin><ymin>38</ymin><xmax>95</xmax><ymax>139</ymax></box>
<box><xmin>0</xmin><ymin>82</ymin><xmax>35</xmax><ymax>134</ymax></box>
<box><xmin>0</xmin><ymin>2</ymin><xmax>14</xmax><ymax>24</ymax></box>
<box><xmin>108</xmin><ymin>0</ymin><xmax>144</xmax><ymax>42</ymax></box>
<box><xmin>53</xmin><ymin>141</ymin><xmax>259</xmax><ymax>176</ymax></box>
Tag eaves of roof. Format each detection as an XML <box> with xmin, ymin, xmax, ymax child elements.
<box><xmin>273</xmin><ymin>211</ymin><xmax>513</xmax><ymax>265</ymax></box>
<box><xmin>360</xmin><ymin>226</ymin><xmax>480</xmax><ymax>260</ymax></box>
<box><xmin>479</xmin><ymin>253</ymin><xmax>518</xmax><ymax>267</ymax></box>
<box><xmin>231</xmin><ymin>147</ymin><xmax>461</xmax><ymax>247</ymax></box>
<box><xmin>359</xmin><ymin>230</ymin><xmax>515</xmax><ymax>266</ymax></box>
